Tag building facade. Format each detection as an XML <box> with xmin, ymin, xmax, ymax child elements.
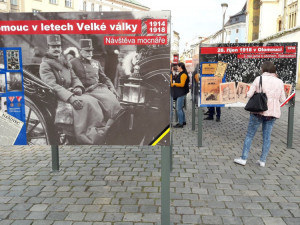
<box><xmin>201</xmin><ymin>3</ymin><xmax>247</xmax><ymax>44</ymax></box>
<box><xmin>225</xmin><ymin>3</ymin><xmax>247</xmax><ymax>43</ymax></box>
<box><xmin>247</xmin><ymin>0</ymin><xmax>300</xmax><ymax>88</ymax></box>
<box><xmin>181</xmin><ymin>36</ymin><xmax>205</xmax><ymax>72</ymax></box>
<box><xmin>171</xmin><ymin>30</ymin><xmax>180</xmax><ymax>62</ymax></box>
<box><xmin>0</xmin><ymin>0</ymin><xmax>149</xmax><ymax>13</ymax></box>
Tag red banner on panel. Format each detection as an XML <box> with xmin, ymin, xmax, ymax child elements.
<box><xmin>145</xmin><ymin>19</ymin><xmax>168</xmax><ymax>34</ymax></box>
<box><xmin>200</xmin><ymin>46</ymin><xmax>285</xmax><ymax>54</ymax></box>
<box><xmin>0</xmin><ymin>19</ymin><xmax>142</xmax><ymax>35</ymax></box>
<box><xmin>173</xmin><ymin>54</ymin><xmax>179</xmax><ymax>64</ymax></box>
<box><xmin>285</xmin><ymin>46</ymin><xmax>297</xmax><ymax>53</ymax></box>
<box><xmin>104</xmin><ymin>36</ymin><xmax>168</xmax><ymax>45</ymax></box>
<box><xmin>237</xmin><ymin>54</ymin><xmax>297</xmax><ymax>59</ymax></box>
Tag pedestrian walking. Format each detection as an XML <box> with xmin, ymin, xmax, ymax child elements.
<box><xmin>170</xmin><ymin>63</ymin><xmax>178</xmax><ymax>121</ymax></box>
<box><xmin>171</xmin><ymin>62</ymin><xmax>189</xmax><ymax>128</ymax></box>
<box><xmin>234</xmin><ymin>61</ymin><xmax>286</xmax><ymax>167</ymax></box>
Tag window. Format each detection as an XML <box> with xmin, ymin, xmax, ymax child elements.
<box><xmin>110</xmin><ymin>7</ymin><xmax>113</xmax><ymax>11</ymax></box>
<box><xmin>65</xmin><ymin>0</ymin><xmax>72</xmax><ymax>8</ymax></box>
<box><xmin>228</xmin><ymin>30</ymin><xmax>231</xmax><ymax>35</ymax></box>
<box><xmin>0</xmin><ymin>0</ymin><xmax>7</xmax><ymax>2</ymax></box>
<box><xmin>49</xmin><ymin>0</ymin><xmax>57</xmax><ymax>4</ymax></box>
<box><xmin>288</xmin><ymin>2</ymin><xmax>297</xmax><ymax>29</ymax></box>
<box><xmin>236</xmin><ymin>29</ymin><xmax>239</xmax><ymax>33</ymax></box>
<box><xmin>91</xmin><ymin>3</ymin><xmax>94</xmax><ymax>11</ymax></box>
<box><xmin>278</xmin><ymin>20</ymin><xmax>282</xmax><ymax>32</ymax></box>
<box><xmin>99</xmin><ymin>5</ymin><xmax>102</xmax><ymax>11</ymax></box>
<box><xmin>235</xmin><ymin>38</ymin><xmax>238</xmax><ymax>43</ymax></box>
<box><xmin>83</xmin><ymin>1</ymin><xmax>86</xmax><ymax>11</ymax></box>
<box><xmin>11</xmin><ymin>0</ymin><xmax>18</xmax><ymax>5</ymax></box>
<box><xmin>32</xmin><ymin>9</ymin><xmax>41</xmax><ymax>13</ymax></box>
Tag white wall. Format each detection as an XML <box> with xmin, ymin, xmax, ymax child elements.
<box><xmin>259</xmin><ymin>1</ymin><xmax>280</xmax><ymax>39</ymax></box>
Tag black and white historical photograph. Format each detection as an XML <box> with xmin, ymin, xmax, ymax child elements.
<box><xmin>0</xmin><ymin>74</ymin><xmax>6</xmax><ymax>93</ymax></box>
<box><xmin>199</xmin><ymin>42</ymin><xmax>298</xmax><ymax>107</ymax></box>
<box><xmin>6</xmin><ymin>50</ymin><xmax>20</xmax><ymax>70</ymax></box>
<box><xmin>200</xmin><ymin>43</ymin><xmax>298</xmax><ymax>86</ymax></box>
<box><xmin>0</xmin><ymin>50</ymin><xmax>4</xmax><ymax>69</ymax></box>
<box><xmin>0</xmin><ymin>11</ymin><xmax>171</xmax><ymax>146</ymax></box>
<box><xmin>6</xmin><ymin>72</ymin><xmax>23</xmax><ymax>92</ymax></box>
<box><xmin>0</xmin><ymin>97</ymin><xmax>7</xmax><ymax>113</ymax></box>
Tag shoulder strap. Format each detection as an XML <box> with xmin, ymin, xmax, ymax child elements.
<box><xmin>259</xmin><ymin>75</ymin><xmax>262</xmax><ymax>93</ymax></box>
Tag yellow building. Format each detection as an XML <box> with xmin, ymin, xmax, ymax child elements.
<box><xmin>246</xmin><ymin>0</ymin><xmax>260</xmax><ymax>42</ymax></box>
<box><xmin>0</xmin><ymin>0</ymin><xmax>149</xmax><ymax>13</ymax></box>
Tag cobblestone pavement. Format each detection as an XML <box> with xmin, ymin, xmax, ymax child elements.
<box><xmin>0</xmin><ymin>92</ymin><xmax>299</xmax><ymax>225</ymax></box>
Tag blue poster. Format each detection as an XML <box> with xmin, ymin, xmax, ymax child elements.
<box><xmin>0</xmin><ymin>47</ymin><xmax>27</xmax><ymax>145</ymax></box>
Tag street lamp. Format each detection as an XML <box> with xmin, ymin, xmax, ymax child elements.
<box><xmin>221</xmin><ymin>3</ymin><xmax>228</xmax><ymax>43</ymax></box>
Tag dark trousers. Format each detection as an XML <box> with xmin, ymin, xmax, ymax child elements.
<box><xmin>208</xmin><ymin>107</ymin><xmax>221</xmax><ymax>118</ymax></box>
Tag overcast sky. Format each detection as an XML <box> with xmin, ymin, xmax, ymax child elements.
<box><xmin>140</xmin><ymin>0</ymin><xmax>247</xmax><ymax>52</ymax></box>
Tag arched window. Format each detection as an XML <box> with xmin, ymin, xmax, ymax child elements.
<box><xmin>91</xmin><ymin>3</ymin><xmax>94</xmax><ymax>11</ymax></box>
<box><xmin>83</xmin><ymin>1</ymin><xmax>86</xmax><ymax>11</ymax></box>
<box><xmin>278</xmin><ymin>20</ymin><xmax>282</xmax><ymax>32</ymax></box>
<box><xmin>99</xmin><ymin>5</ymin><xmax>102</xmax><ymax>11</ymax></box>
<box><xmin>288</xmin><ymin>2</ymin><xmax>297</xmax><ymax>29</ymax></box>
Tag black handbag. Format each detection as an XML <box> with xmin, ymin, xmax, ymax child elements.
<box><xmin>245</xmin><ymin>76</ymin><xmax>268</xmax><ymax>112</ymax></box>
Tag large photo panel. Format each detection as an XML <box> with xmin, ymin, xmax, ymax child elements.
<box><xmin>0</xmin><ymin>11</ymin><xmax>171</xmax><ymax>146</ymax></box>
<box><xmin>199</xmin><ymin>43</ymin><xmax>298</xmax><ymax>107</ymax></box>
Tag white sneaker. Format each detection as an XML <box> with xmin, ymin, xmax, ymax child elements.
<box><xmin>256</xmin><ymin>160</ymin><xmax>266</xmax><ymax>167</ymax></box>
<box><xmin>234</xmin><ymin>158</ymin><xmax>247</xmax><ymax>166</ymax></box>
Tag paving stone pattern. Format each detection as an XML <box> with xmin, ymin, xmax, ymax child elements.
<box><xmin>0</xmin><ymin>92</ymin><xmax>300</xmax><ymax>225</ymax></box>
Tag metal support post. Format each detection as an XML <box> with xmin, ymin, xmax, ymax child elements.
<box><xmin>161</xmin><ymin>146</ymin><xmax>171</xmax><ymax>225</ymax></box>
<box><xmin>174</xmin><ymin>100</ymin><xmax>178</xmax><ymax>122</ymax></box>
<box><xmin>170</xmin><ymin>128</ymin><xmax>173</xmax><ymax>172</ymax></box>
<box><xmin>51</xmin><ymin>145</ymin><xmax>60</xmax><ymax>172</ymax></box>
<box><xmin>287</xmin><ymin>97</ymin><xmax>295</xmax><ymax>148</ymax></box>
<box><xmin>198</xmin><ymin>108</ymin><xmax>203</xmax><ymax>147</ymax></box>
<box><xmin>192</xmin><ymin>97</ymin><xmax>196</xmax><ymax>131</ymax></box>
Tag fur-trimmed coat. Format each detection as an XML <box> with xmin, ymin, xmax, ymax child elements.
<box><xmin>40</xmin><ymin>53</ymin><xmax>84</xmax><ymax>102</ymax></box>
<box><xmin>39</xmin><ymin>53</ymin><xmax>107</xmax><ymax>145</ymax></box>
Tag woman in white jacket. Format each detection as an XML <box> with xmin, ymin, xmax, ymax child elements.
<box><xmin>234</xmin><ymin>61</ymin><xmax>286</xmax><ymax>167</ymax></box>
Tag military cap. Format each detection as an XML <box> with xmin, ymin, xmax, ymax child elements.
<box><xmin>79</xmin><ymin>39</ymin><xmax>94</xmax><ymax>50</ymax></box>
<box><xmin>47</xmin><ymin>35</ymin><xmax>61</xmax><ymax>46</ymax></box>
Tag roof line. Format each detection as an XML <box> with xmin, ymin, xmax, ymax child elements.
<box><xmin>120</xmin><ymin>0</ymin><xmax>150</xmax><ymax>9</ymax></box>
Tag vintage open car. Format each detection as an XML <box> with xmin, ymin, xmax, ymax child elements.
<box><xmin>23</xmin><ymin>52</ymin><xmax>170</xmax><ymax>145</ymax></box>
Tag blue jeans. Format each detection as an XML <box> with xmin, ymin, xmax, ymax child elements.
<box><xmin>241</xmin><ymin>114</ymin><xmax>276</xmax><ymax>162</ymax></box>
<box><xmin>176</xmin><ymin>95</ymin><xmax>186</xmax><ymax>125</ymax></box>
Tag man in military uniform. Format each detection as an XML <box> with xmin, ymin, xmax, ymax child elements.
<box><xmin>70</xmin><ymin>39</ymin><xmax>122</xmax><ymax>124</ymax></box>
<box><xmin>39</xmin><ymin>35</ymin><xmax>107</xmax><ymax>144</ymax></box>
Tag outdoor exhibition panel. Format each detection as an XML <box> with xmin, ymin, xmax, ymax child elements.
<box><xmin>198</xmin><ymin>43</ymin><xmax>298</xmax><ymax>108</ymax></box>
<box><xmin>0</xmin><ymin>11</ymin><xmax>171</xmax><ymax>146</ymax></box>
<box><xmin>195</xmin><ymin>42</ymin><xmax>298</xmax><ymax>148</ymax></box>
